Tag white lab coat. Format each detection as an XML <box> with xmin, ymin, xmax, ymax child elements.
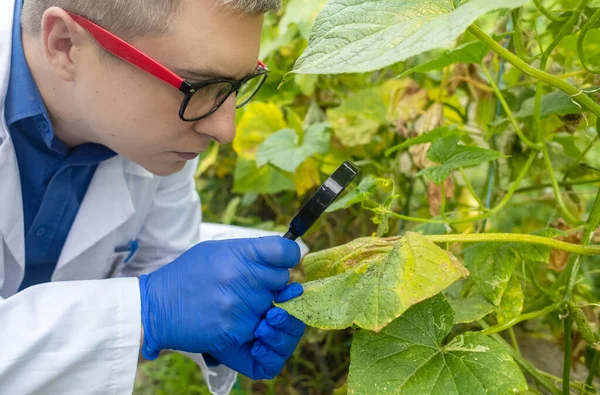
<box><xmin>0</xmin><ymin>1</ymin><xmax>309</xmax><ymax>393</ymax></box>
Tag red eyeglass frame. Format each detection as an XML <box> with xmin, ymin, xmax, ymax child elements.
<box><xmin>66</xmin><ymin>12</ymin><xmax>269</xmax><ymax>121</ymax></box>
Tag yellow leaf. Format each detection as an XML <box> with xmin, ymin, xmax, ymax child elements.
<box><xmin>233</xmin><ymin>102</ymin><xmax>287</xmax><ymax>160</ymax></box>
<box><xmin>294</xmin><ymin>158</ymin><xmax>321</xmax><ymax>196</ymax></box>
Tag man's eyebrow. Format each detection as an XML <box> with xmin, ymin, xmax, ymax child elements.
<box><xmin>173</xmin><ymin>65</ymin><xmax>258</xmax><ymax>81</ymax></box>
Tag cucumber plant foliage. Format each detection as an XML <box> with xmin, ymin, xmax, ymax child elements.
<box><xmin>271</xmin><ymin>0</ymin><xmax>600</xmax><ymax>393</ymax></box>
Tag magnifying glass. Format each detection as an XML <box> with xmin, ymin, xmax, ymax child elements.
<box><xmin>283</xmin><ymin>161</ymin><xmax>360</xmax><ymax>241</ymax></box>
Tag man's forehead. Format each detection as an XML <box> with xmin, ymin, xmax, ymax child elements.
<box><xmin>157</xmin><ymin>1</ymin><xmax>264</xmax><ymax>80</ymax></box>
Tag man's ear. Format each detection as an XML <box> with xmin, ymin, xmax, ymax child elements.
<box><xmin>40</xmin><ymin>7</ymin><xmax>88</xmax><ymax>82</ymax></box>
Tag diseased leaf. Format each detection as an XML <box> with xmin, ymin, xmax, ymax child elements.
<box><xmin>464</xmin><ymin>243</ymin><xmax>517</xmax><ymax>307</ymax></box>
<box><xmin>294</xmin><ymin>158</ymin><xmax>322</xmax><ymax>196</ymax></box>
<box><xmin>278</xmin><ymin>232</ymin><xmax>469</xmax><ymax>331</ymax></box>
<box><xmin>256</xmin><ymin>124</ymin><xmax>330</xmax><ymax>172</ymax></box>
<box><xmin>233</xmin><ymin>102</ymin><xmax>287</xmax><ymax>160</ymax></box>
<box><xmin>326</xmin><ymin>88</ymin><xmax>387</xmax><ymax>147</ymax></box>
<box><xmin>399</xmin><ymin>40</ymin><xmax>490</xmax><ymax>77</ymax></box>
<box><xmin>289</xmin><ymin>0</ymin><xmax>530</xmax><ymax>76</ymax></box>
<box><xmin>417</xmin><ymin>136</ymin><xmax>502</xmax><ymax>184</ymax></box>
<box><xmin>233</xmin><ymin>158</ymin><xmax>295</xmax><ymax>194</ymax></box>
<box><xmin>348</xmin><ymin>295</ymin><xmax>527</xmax><ymax>394</ymax></box>
<box><xmin>497</xmin><ymin>276</ymin><xmax>524</xmax><ymax>325</ymax></box>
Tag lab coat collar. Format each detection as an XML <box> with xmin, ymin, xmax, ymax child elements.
<box><xmin>0</xmin><ymin>0</ymin><xmax>25</xmax><ymax>274</ymax></box>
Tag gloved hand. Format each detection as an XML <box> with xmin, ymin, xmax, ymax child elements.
<box><xmin>138</xmin><ymin>236</ymin><xmax>303</xmax><ymax>371</ymax></box>
<box><xmin>206</xmin><ymin>282</ymin><xmax>306</xmax><ymax>379</ymax></box>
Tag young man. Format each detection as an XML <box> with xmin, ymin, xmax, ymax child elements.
<box><xmin>0</xmin><ymin>0</ymin><xmax>306</xmax><ymax>393</ymax></box>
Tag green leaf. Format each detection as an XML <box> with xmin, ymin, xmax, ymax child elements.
<box><xmin>497</xmin><ymin>276</ymin><xmax>524</xmax><ymax>325</ymax></box>
<box><xmin>233</xmin><ymin>158</ymin><xmax>295</xmax><ymax>194</ymax></box>
<box><xmin>385</xmin><ymin>126</ymin><xmax>461</xmax><ymax>156</ymax></box>
<box><xmin>279</xmin><ymin>0</ymin><xmax>328</xmax><ymax>40</ymax></box>
<box><xmin>325</xmin><ymin>176</ymin><xmax>378</xmax><ymax>213</ymax></box>
<box><xmin>399</xmin><ymin>40</ymin><xmax>490</xmax><ymax>77</ymax></box>
<box><xmin>490</xmin><ymin>90</ymin><xmax>583</xmax><ymax>128</ymax></box>
<box><xmin>464</xmin><ymin>244</ymin><xmax>517</xmax><ymax>307</ymax></box>
<box><xmin>289</xmin><ymin>0</ymin><xmax>530</xmax><ymax>75</ymax></box>
<box><xmin>256</xmin><ymin>124</ymin><xmax>330</xmax><ymax>172</ymax></box>
<box><xmin>446</xmin><ymin>284</ymin><xmax>496</xmax><ymax>324</ymax></box>
<box><xmin>417</xmin><ymin>136</ymin><xmax>502</xmax><ymax>184</ymax></box>
<box><xmin>326</xmin><ymin>87</ymin><xmax>387</xmax><ymax>147</ymax></box>
<box><xmin>348</xmin><ymin>295</ymin><xmax>528</xmax><ymax>394</ymax></box>
<box><xmin>278</xmin><ymin>232</ymin><xmax>469</xmax><ymax>331</ymax></box>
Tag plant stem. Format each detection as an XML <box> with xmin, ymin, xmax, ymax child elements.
<box><xmin>424</xmin><ymin>233</ymin><xmax>600</xmax><ymax>255</ymax></box>
<box><xmin>480</xmin><ymin>64</ymin><xmax>540</xmax><ymax>149</ymax></box>
<box><xmin>459</xmin><ymin>168</ymin><xmax>487</xmax><ymax>210</ymax></box>
<box><xmin>481</xmin><ymin>302</ymin><xmax>563</xmax><ymax>336</ymax></box>
<box><xmin>534</xmin><ymin>0</ymin><xmax>589</xmax><ymax>143</ymax></box>
<box><xmin>533</xmin><ymin>0</ymin><xmax>567</xmax><ymax>22</ymax></box>
<box><xmin>468</xmin><ymin>25</ymin><xmax>600</xmax><ymax>118</ymax></box>
<box><xmin>577</xmin><ymin>7</ymin><xmax>600</xmax><ymax>74</ymax></box>
<box><xmin>516</xmin><ymin>177</ymin><xmax>600</xmax><ymax>193</ymax></box>
<box><xmin>511</xmin><ymin>70</ymin><xmax>588</xmax><ymax>87</ymax></box>
<box><xmin>508</xmin><ymin>327</ymin><xmax>521</xmax><ymax>357</ymax></box>
<box><xmin>542</xmin><ymin>144</ymin><xmax>583</xmax><ymax>224</ymax></box>
<box><xmin>582</xmin><ymin>350</ymin><xmax>600</xmax><ymax>394</ymax></box>
<box><xmin>563</xmin><ymin>309</ymin><xmax>573</xmax><ymax>395</ymax></box>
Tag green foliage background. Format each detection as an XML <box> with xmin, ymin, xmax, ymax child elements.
<box><xmin>135</xmin><ymin>0</ymin><xmax>600</xmax><ymax>393</ymax></box>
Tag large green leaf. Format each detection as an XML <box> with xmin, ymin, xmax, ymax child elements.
<box><xmin>289</xmin><ymin>0</ymin><xmax>530</xmax><ymax>76</ymax></box>
<box><xmin>348</xmin><ymin>295</ymin><xmax>527</xmax><ymax>394</ymax></box>
<box><xmin>278</xmin><ymin>232</ymin><xmax>469</xmax><ymax>331</ymax></box>
<box><xmin>417</xmin><ymin>136</ymin><xmax>502</xmax><ymax>184</ymax></box>
<box><xmin>399</xmin><ymin>40</ymin><xmax>490</xmax><ymax>77</ymax></box>
<box><xmin>464</xmin><ymin>243</ymin><xmax>517</xmax><ymax>307</ymax></box>
<box><xmin>233</xmin><ymin>158</ymin><xmax>295</xmax><ymax>194</ymax></box>
<box><xmin>256</xmin><ymin>124</ymin><xmax>331</xmax><ymax>172</ymax></box>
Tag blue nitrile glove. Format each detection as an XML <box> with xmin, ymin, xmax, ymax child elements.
<box><xmin>205</xmin><ymin>282</ymin><xmax>306</xmax><ymax>379</ymax></box>
<box><xmin>138</xmin><ymin>236</ymin><xmax>301</xmax><ymax>364</ymax></box>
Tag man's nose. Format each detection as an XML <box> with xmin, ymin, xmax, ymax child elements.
<box><xmin>194</xmin><ymin>94</ymin><xmax>237</xmax><ymax>144</ymax></box>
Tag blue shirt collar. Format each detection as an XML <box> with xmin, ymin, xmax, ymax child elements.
<box><xmin>5</xmin><ymin>0</ymin><xmax>55</xmax><ymax>148</ymax></box>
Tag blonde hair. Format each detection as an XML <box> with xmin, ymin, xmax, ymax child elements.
<box><xmin>21</xmin><ymin>0</ymin><xmax>281</xmax><ymax>37</ymax></box>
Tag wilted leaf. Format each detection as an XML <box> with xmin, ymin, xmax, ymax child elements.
<box><xmin>278</xmin><ymin>232</ymin><xmax>469</xmax><ymax>331</ymax></box>
<box><xmin>427</xmin><ymin>178</ymin><xmax>455</xmax><ymax>217</ymax></box>
<box><xmin>233</xmin><ymin>158</ymin><xmax>295</xmax><ymax>194</ymax></box>
<box><xmin>256</xmin><ymin>124</ymin><xmax>330</xmax><ymax>172</ymax></box>
<box><xmin>400</xmin><ymin>40</ymin><xmax>490</xmax><ymax>77</ymax></box>
<box><xmin>289</xmin><ymin>0</ymin><xmax>530</xmax><ymax>75</ymax></box>
<box><xmin>326</xmin><ymin>88</ymin><xmax>387</xmax><ymax>147</ymax></box>
<box><xmin>233</xmin><ymin>102</ymin><xmax>287</xmax><ymax>160</ymax></box>
<box><xmin>348</xmin><ymin>295</ymin><xmax>527</xmax><ymax>394</ymax></box>
<box><xmin>464</xmin><ymin>243</ymin><xmax>517</xmax><ymax>306</ymax></box>
<box><xmin>418</xmin><ymin>136</ymin><xmax>502</xmax><ymax>184</ymax></box>
<box><xmin>497</xmin><ymin>276</ymin><xmax>524</xmax><ymax>325</ymax></box>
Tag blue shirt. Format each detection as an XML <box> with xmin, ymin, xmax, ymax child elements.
<box><xmin>5</xmin><ymin>0</ymin><xmax>116</xmax><ymax>291</ymax></box>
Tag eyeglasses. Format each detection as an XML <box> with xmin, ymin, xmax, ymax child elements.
<box><xmin>67</xmin><ymin>12</ymin><xmax>270</xmax><ymax>122</ymax></box>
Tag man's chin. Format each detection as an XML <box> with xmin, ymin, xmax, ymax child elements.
<box><xmin>142</xmin><ymin>160</ymin><xmax>187</xmax><ymax>177</ymax></box>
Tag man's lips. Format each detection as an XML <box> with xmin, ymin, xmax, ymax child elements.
<box><xmin>173</xmin><ymin>151</ymin><xmax>200</xmax><ymax>160</ymax></box>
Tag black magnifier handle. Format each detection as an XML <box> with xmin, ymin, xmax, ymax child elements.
<box><xmin>284</xmin><ymin>161</ymin><xmax>360</xmax><ymax>241</ymax></box>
